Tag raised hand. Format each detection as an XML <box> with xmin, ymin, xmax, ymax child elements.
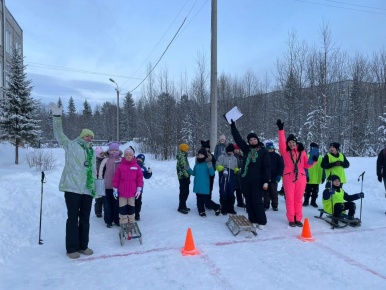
<box><xmin>276</xmin><ymin>119</ymin><xmax>284</xmax><ymax>130</ymax></box>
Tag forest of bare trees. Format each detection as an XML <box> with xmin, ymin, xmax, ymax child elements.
<box><xmin>35</xmin><ymin>25</ymin><xmax>386</xmax><ymax>159</ymax></box>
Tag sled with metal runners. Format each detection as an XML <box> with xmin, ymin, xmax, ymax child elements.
<box><xmin>119</xmin><ymin>222</ymin><xmax>142</xmax><ymax>246</ymax></box>
<box><xmin>225</xmin><ymin>214</ymin><xmax>257</xmax><ymax>237</ymax></box>
<box><xmin>314</xmin><ymin>209</ymin><xmax>361</xmax><ymax>229</ymax></box>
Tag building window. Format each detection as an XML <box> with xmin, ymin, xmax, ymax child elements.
<box><xmin>5</xmin><ymin>30</ymin><xmax>12</xmax><ymax>54</ymax></box>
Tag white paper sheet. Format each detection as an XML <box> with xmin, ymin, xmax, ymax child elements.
<box><xmin>224</xmin><ymin>106</ymin><xmax>243</xmax><ymax>124</ymax></box>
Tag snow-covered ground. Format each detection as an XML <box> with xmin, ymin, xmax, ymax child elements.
<box><xmin>0</xmin><ymin>142</ymin><xmax>386</xmax><ymax>290</ymax></box>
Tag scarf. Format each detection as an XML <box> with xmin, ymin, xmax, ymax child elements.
<box><xmin>242</xmin><ymin>148</ymin><xmax>258</xmax><ymax>177</ymax></box>
<box><xmin>78</xmin><ymin>138</ymin><xmax>96</xmax><ymax>197</ymax></box>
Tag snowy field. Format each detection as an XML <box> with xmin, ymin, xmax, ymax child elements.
<box><xmin>0</xmin><ymin>142</ymin><xmax>386</xmax><ymax>290</ymax></box>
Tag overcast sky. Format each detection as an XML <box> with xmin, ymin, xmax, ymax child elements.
<box><xmin>7</xmin><ymin>0</ymin><xmax>386</xmax><ymax>110</ymax></box>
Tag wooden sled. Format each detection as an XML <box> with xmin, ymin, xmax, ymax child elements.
<box><xmin>225</xmin><ymin>215</ymin><xmax>257</xmax><ymax>237</ymax></box>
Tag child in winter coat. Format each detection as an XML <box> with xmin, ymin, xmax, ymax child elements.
<box><xmin>216</xmin><ymin>144</ymin><xmax>239</xmax><ymax>215</ymax></box>
<box><xmin>276</xmin><ymin>119</ymin><xmax>317</xmax><ymax>227</ymax></box>
<box><xmin>99</xmin><ymin>142</ymin><xmax>122</xmax><ymax>228</ymax></box>
<box><xmin>187</xmin><ymin>148</ymin><xmax>221</xmax><ymax>217</ymax></box>
<box><xmin>304</xmin><ymin>142</ymin><xmax>325</xmax><ymax>208</ymax></box>
<box><xmin>176</xmin><ymin>144</ymin><xmax>191</xmax><ymax>214</ymax></box>
<box><xmin>233</xmin><ymin>144</ymin><xmax>245</xmax><ymax>207</ymax></box>
<box><xmin>135</xmin><ymin>153</ymin><xmax>153</xmax><ymax>221</ymax></box>
<box><xmin>264</xmin><ymin>142</ymin><xmax>284</xmax><ymax>211</ymax></box>
<box><xmin>214</xmin><ymin>135</ymin><xmax>227</xmax><ymax>160</ymax></box>
<box><xmin>112</xmin><ymin>147</ymin><xmax>144</xmax><ymax>230</ymax></box>
<box><xmin>94</xmin><ymin>146</ymin><xmax>105</xmax><ymax>218</ymax></box>
<box><xmin>321</xmin><ymin>142</ymin><xmax>350</xmax><ymax>186</ymax></box>
<box><xmin>322</xmin><ymin>175</ymin><xmax>364</xmax><ymax>227</ymax></box>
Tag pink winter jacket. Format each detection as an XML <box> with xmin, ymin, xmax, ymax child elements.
<box><xmin>112</xmin><ymin>158</ymin><xmax>144</xmax><ymax>198</ymax></box>
<box><xmin>278</xmin><ymin>130</ymin><xmax>314</xmax><ymax>181</ymax></box>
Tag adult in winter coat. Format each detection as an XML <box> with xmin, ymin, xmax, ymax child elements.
<box><xmin>176</xmin><ymin>144</ymin><xmax>191</xmax><ymax>214</ymax></box>
<box><xmin>112</xmin><ymin>147</ymin><xmax>144</xmax><ymax>227</ymax></box>
<box><xmin>276</xmin><ymin>119</ymin><xmax>316</xmax><ymax>227</ymax></box>
<box><xmin>304</xmin><ymin>142</ymin><xmax>325</xmax><ymax>208</ymax></box>
<box><xmin>376</xmin><ymin>146</ymin><xmax>386</xmax><ymax>197</ymax></box>
<box><xmin>135</xmin><ymin>153</ymin><xmax>153</xmax><ymax>221</ymax></box>
<box><xmin>230</xmin><ymin>120</ymin><xmax>270</xmax><ymax>229</ymax></box>
<box><xmin>94</xmin><ymin>146</ymin><xmax>105</xmax><ymax>218</ymax></box>
<box><xmin>322</xmin><ymin>175</ymin><xmax>364</xmax><ymax>227</ymax></box>
<box><xmin>216</xmin><ymin>144</ymin><xmax>239</xmax><ymax>215</ymax></box>
<box><xmin>187</xmin><ymin>148</ymin><xmax>221</xmax><ymax>217</ymax></box>
<box><xmin>49</xmin><ymin>102</ymin><xmax>96</xmax><ymax>259</ymax></box>
<box><xmin>321</xmin><ymin>142</ymin><xmax>350</xmax><ymax>185</ymax></box>
<box><xmin>99</xmin><ymin>142</ymin><xmax>122</xmax><ymax>227</ymax></box>
<box><xmin>264</xmin><ymin>142</ymin><xmax>284</xmax><ymax>211</ymax></box>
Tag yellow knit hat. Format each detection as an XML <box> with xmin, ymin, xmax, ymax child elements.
<box><xmin>80</xmin><ymin>129</ymin><xmax>94</xmax><ymax>138</ymax></box>
<box><xmin>179</xmin><ymin>143</ymin><xmax>189</xmax><ymax>152</ymax></box>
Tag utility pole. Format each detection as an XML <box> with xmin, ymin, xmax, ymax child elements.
<box><xmin>109</xmin><ymin>78</ymin><xmax>120</xmax><ymax>142</ymax></box>
<box><xmin>210</xmin><ymin>0</ymin><xmax>218</xmax><ymax>153</ymax></box>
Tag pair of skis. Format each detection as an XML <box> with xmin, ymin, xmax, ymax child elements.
<box><xmin>119</xmin><ymin>222</ymin><xmax>142</xmax><ymax>246</ymax></box>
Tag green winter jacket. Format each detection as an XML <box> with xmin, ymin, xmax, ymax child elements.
<box><xmin>176</xmin><ymin>150</ymin><xmax>190</xmax><ymax>180</ymax></box>
<box><xmin>53</xmin><ymin>117</ymin><xmax>96</xmax><ymax>195</ymax></box>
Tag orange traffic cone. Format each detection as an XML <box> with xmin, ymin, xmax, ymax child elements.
<box><xmin>181</xmin><ymin>228</ymin><xmax>199</xmax><ymax>256</ymax></box>
<box><xmin>298</xmin><ymin>218</ymin><xmax>315</xmax><ymax>242</ymax></box>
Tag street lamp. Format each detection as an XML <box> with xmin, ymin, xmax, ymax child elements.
<box><xmin>109</xmin><ymin>78</ymin><xmax>120</xmax><ymax>142</ymax></box>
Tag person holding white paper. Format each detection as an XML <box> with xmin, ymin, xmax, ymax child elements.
<box><xmin>230</xmin><ymin>120</ymin><xmax>270</xmax><ymax>230</ymax></box>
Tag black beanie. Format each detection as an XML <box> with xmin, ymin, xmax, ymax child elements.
<box><xmin>247</xmin><ymin>132</ymin><xmax>258</xmax><ymax>142</ymax></box>
<box><xmin>226</xmin><ymin>144</ymin><xmax>235</xmax><ymax>152</ymax></box>
<box><xmin>310</xmin><ymin>142</ymin><xmax>319</xmax><ymax>148</ymax></box>
<box><xmin>198</xmin><ymin>148</ymin><xmax>208</xmax><ymax>158</ymax></box>
<box><xmin>286</xmin><ymin>134</ymin><xmax>297</xmax><ymax>143</ymax></box>
<box><xmin>329</xmin><ymin>175</ymin><xmax>340</xmax><ymax>182</ymax></box>
<box><xmin>329</xmin><ymin>142</ymin><xmax>340</xmax><ymax>151</ymax></box>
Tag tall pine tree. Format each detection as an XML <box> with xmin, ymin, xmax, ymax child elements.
<box><xmin>0</xmin><ymin>48</ymin><xmax>40</xmax><ymax>164</ymax></box>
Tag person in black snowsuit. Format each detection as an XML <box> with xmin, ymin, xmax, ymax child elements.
<box><xmin>264</xmin><ymin>142</ymin><xmax>284</xmax><ymax>211</ymax></box>
<box><xmin>230</xmin><ymin>120</ymin><xmax>270</xmax><ymax>230</ymax></box>
<box><xmin>376</xmin><ymin>146</ymin><xmax>386</xmax><ymax>196</ymax></box>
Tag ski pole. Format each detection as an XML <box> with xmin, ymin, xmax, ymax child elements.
<box><xmin>39</xmin><ymin>171</ymin><xmax>46</xmax><ymax>245</ymax></box>
<box><xmin>357</xmin><ymin>171</ymin><xmax>365</xmax><ymax>221</ymax></box>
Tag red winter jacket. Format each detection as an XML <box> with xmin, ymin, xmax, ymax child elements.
<box><xmin>112</xmin><ymin>158</ymin><xmax>144</xmax><ymax>198</ymax></box>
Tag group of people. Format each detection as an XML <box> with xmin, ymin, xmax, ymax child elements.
<box><xmin>176</xmin><ymin>117</ymin><xmax>365</xmax><ymax>230</ymax></box>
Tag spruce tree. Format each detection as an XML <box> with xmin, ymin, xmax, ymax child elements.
<box><xmin>0</xmin><ymin>48</ymin><xmax>40</xmax><ymax>164</ymax></box>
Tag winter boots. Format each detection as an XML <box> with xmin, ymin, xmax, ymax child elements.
<box><xmin>310</xmin><ymin>198</ymin><xmax>318</xmax><ymax>208</ymax></box>
<box><xmin>303</xmin><ymin>196</ymin><xmax>310</xmax><ymax>206</ymax></box>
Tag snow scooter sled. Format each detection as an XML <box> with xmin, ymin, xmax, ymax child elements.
<box><xmin>314</xmin><ymin>209</ymin><xmax>361</xmax><ymax>229</ymax></box>
<box><xmin>119</xmin><ymin>222</ymin><xmax>142</xmax><ymax>246</ymax></box>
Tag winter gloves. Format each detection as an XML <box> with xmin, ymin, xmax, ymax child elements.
<box><xmin>378</xmin><ymin>175</ymin><xmax>382</xmax><ymax>183</ymax></box>
<box><xmin>147</xmin><ymin>168</ymin><xmax>152</xmax><ymax>174</ymax></box>
<box><xmin>230</xmin><ymin>119</ymin><xmax>236</xmax><ymax>128</ymax></box>
<box><xmin>113</xmin><ymin>188</ymin><xmax>118</xmax><ymax>199</ymax></box>
<box><xmin>312</xmin><ymin>155</ymin><xmax>318</xmax><ymax>162</ymax></box>
<box><xmin>357</xmin><ymin>192</ymin><xmax>364</xmax><ymax>199</ymax></box>
<box><xmin>135</xmin><ymin>187</ymin><xmax>142</xmax><ymax>199</ymax></box>
<box><xmin>275</xmin><ymin>175</ymin><xmax>281</xmax><ymax>183</ymax></box>
<box><xmin>216</xmin><ymin>165</ymin><xmax>224</xmax><ymax>172</ymax></box>
<box><xmin>49</xmin><ymin>102</ymin><xmax>63</xmax><ymax>116</ymax></box>
<box><xmin>276</xmin><ymin>119</ymin><xmax>284</xmax><ymax>130</ymax></box>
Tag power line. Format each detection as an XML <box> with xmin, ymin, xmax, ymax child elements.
<box><xmin>129</xmin><ymin>17</ymin><xmax>187</xmax><ymax>93</ymax></box>
<box><xmin>295</xmin><ymin>0</ymin><xmax>386</xmax><ymax>14</ymax></box>
<box><xmin>26</xmin><ymin>62</ymin><xmax>142</xmax><ymax>80</ymax></box>
<box><xmin>324</xmin><ymin>0</ymin><xmax>386</xmax><ymax>11</ymax></box>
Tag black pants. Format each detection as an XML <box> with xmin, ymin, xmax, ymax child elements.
<box><xmin>242</xmin><ymin>179</ymin><xmax>267</xmax><ymax>225</ymax></box>
<box><xmin>135</xmin><ymin>194</ymin><xmax>142</xmax><ymax>219</ymax></box>
<box><xmin>304</xmin><ymin>184</ymin><xmax>319</xmax><ymax>200</ymax></box>
<box><xmin>333</xmin><ymin>201</ymin><xmax>356</xmax><ymax>218</ymax></box>
<box><xmin>196</xmin><ymin>193</ymin><xmax>220</xmax><ymax>213</ymax></box>
<box><xmin>104</xmin><ymin>189</ymin><xmax>119</xmax><ymax>226</ymax></box>
<box><xmin>64</xmin><ymin>192</ymin><xmax>93</xmax><ymax>253</ymax></box>
<box><xmin>264</xmin><ymin>181</ymin><xmax>279</xmax><ymax>209</ymax></box>
<box><xmin>178</xmin><ymin>177</ymin><xmax>190</xmax><ymax>210</ymax></box>
<box><xmin>94</xmin><ymin>197</ymin><xmax>104</xmax><ymax>216</ymax></box>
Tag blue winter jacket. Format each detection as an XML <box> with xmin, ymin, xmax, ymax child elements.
<box><xmin>188</xmin><ymin>162</ymin><xmax>215</xmax><ymax>194</ymax></box>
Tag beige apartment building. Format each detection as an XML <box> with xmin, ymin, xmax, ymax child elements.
<box><xmin>0</xmin><ymin>0</ymin><xmax>23</xmax><ymax>100</ymax></box>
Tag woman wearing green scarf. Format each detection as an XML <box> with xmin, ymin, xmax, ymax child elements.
<box><xmin>230</xmin><ymin>120</ymin><xmax>271</xmax><ymax>230</ymax></box>
<box><xmin>50</xmin><ymin>102</ymin><xmax>96</xmax><ymax>259</ymax></box>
